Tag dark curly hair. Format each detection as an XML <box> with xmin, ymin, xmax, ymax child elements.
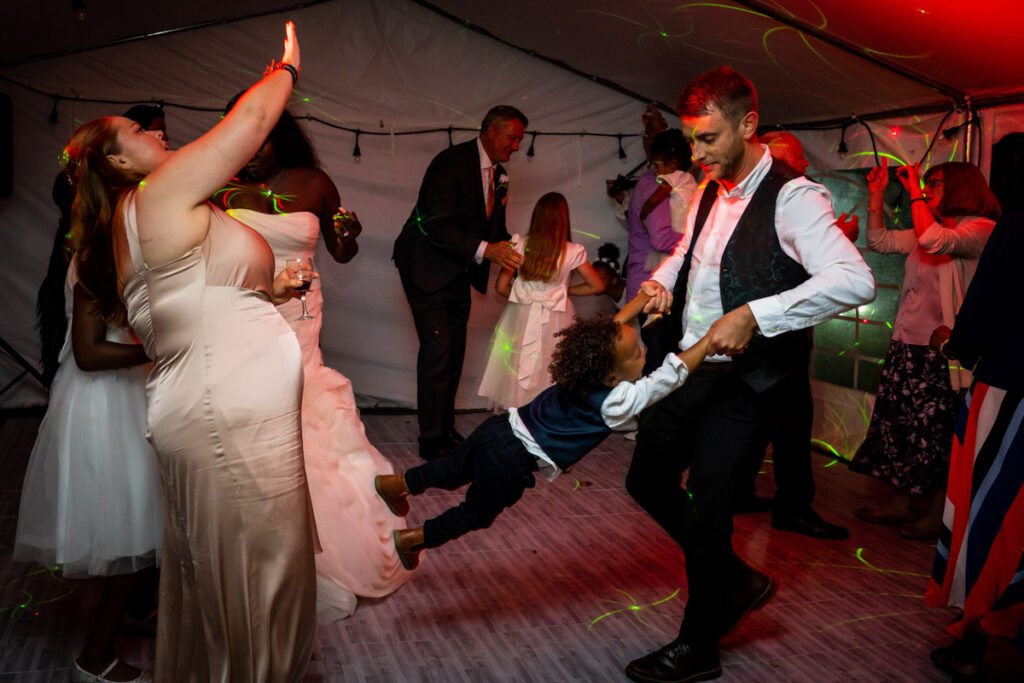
<box><xmin>549</xmin><ymin>316</ymin><xmax>621</xmax><ymax>398</ymax></box>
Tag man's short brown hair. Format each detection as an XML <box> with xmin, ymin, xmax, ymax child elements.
<box><xmin>677</xmin><ymin>66</ymin><xmax>758</xmax><ymax>127</ymax></box>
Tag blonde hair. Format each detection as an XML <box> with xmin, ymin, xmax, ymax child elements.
<box><xmin>65</xmin><ymin>117</ymin><xmax>143</xmax><ymax>325</ymax></box>
<box><xmin>519</xmin><ymin>192</ymin><xmax>571</xmax><ymax>282</ymax></box>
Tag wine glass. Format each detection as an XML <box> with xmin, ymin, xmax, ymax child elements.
<box><xmin>286</xmin><ymin>257</ymin><xmax>314</xmax><ymax>320</ymax></box>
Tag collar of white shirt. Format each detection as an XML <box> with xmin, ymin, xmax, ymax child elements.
<box><xmin>721</xmin><ymin>145</ymin><xmax>773</xmax><ymax>200</ymax></box>
<box><xmin>477</xmin><ymin>136</ymin><xmax>495</xmax><ymax>171</ymax></box>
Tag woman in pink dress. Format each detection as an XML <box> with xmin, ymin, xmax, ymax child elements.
<box><xmin>216</xmin><ymin>108</ymin><xmax>410</xmax><ymax>622</ymax></box>
<box><xmin>68</xmin><ymin>23</ymin><xmax>316</xmax><ymax>681</ymax></box>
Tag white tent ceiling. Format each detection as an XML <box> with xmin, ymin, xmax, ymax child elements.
<box><xmin>1</xmin><ymin>0</ymin><xmax>1022</xmax><ymax>410</ymax></box>
<box><xmin>4</xmin><ymin>1</ymin><xmax>1023</xmax><ymax>124</ymax></box>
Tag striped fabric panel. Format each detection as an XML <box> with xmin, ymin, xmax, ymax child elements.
<box><xmin>927</xmin><ymin>382</ymin><xmax>1024</xmax><ymax>641</ymax></box>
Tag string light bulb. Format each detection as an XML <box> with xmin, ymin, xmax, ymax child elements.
<box><xmin>617</xmin><ymin>134</ymin><xmax>627</xmax><ymax>161</ymax></box>
<box><xmin>352</xmin><ymin>129</ymin><xmax>361</xmax><ymax>162</ymax></box>
<box><xmin>526</xmin><ymin>132</ymin><xmax>537</xmax><ymax>162</ymax></box>
<box><xmin>837</xmin><ymin>123</ymin><xmax>849</xmax><ymax>158</ymax></box>
<box><xmin>72</xmin><ymin>0</ymin><xmax>87</xmax><ymax>21</ymax></box>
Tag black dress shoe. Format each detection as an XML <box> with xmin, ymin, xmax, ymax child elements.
<box><xmin>772</xmin><ymin>507</ymin><xmax>849</xmax><ymax>540</ymax></box>
<box><xmin>625</xmin><ymin>639</ymin><xmax>721</xmax><ymax>683</ymax></box>
<box><xmin>721</xmin><ymin>567</ymin><xmax>773</xmax><ymax>636</ymax></box>
<box><xmin>733</xmin><ymin>494</ymin><xmax>774</xmax><ymax>514</ymax></box>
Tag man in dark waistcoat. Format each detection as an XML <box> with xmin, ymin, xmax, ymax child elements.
<box><xmin>393</xmin><ymin>106</ymin><xmax>527</xmax><ymax>461</ymax></box>
<box><xmin>623</xmin><ymin>68</ymin><xmax>875</xmax><ymax>682</ymax></box>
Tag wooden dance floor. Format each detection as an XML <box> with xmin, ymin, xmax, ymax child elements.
<box><xmin>0</xmin><ymin>409</ymin><xmax>952</xmax><ymax>681</ymax></box>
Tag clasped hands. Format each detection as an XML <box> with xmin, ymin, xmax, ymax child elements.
<box><xmin>484</xmin><ymin>240</ymin><xmax>524</xmax><ymax>270</ymax></box>
<box><xmin>640</xmin><ymin>280</ymin><xmax>758</xmax><ymax>356</ymax></box>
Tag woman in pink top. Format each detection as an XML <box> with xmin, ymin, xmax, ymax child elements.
<box><xmin>851</xmin><ymin>159</ymin><xmax>1000</xmax><ymax>539</ymax></box>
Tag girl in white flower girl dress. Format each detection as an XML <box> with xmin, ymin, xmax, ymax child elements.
<box><xmin>477</xmin><ymin>192</ymin><xmax>606</xmax><ymax>408</ymax></box>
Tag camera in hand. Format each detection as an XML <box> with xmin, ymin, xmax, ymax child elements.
<box><xmin>607</xmin><ymin>174</ymin><xmax>639</xmax><ymax>197</ymax></box>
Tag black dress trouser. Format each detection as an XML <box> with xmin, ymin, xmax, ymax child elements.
<box><xmin>627</xmin><ymin>365</ymin><xmax>761</xmax><ymax>643</ymax></box>
<box><xmin>737</xmin><ymin>362</ymin><xmax>816</xmax><ymax>512</ymax></box>
<box><xmin>400</xmin><ymin>272</ymin><xmax>472</xmax><ymax>444</ymax></box>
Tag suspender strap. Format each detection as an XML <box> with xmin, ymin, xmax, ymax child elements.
<box><xmin>660</xmin><ymin>182</ymin><xmax>719</xmax><ymax>352</ymax></box>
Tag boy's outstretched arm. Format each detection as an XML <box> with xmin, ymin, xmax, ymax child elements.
<box><xmin>676</xmin><ymin>335</ymin><xmax>710</xmax><ymax>374</ymax></box>
<box><xmin>614</xmin><ymin>290</ymin><xmax>650</xmax><ymax>325</ymax></box>
<box><xmin>615</xmin><ymin>279</ymin><xmax>670</xmax><ymax>325</ymax></box>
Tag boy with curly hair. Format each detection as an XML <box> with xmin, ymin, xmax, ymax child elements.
<box><xmin>375</xmin><ymin>292</ymin><xmax>709</xmax><ymax>569</ymax></box>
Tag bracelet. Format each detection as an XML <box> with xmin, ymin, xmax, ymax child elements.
<box><xmin>265</xmin><ymin>59</ymin><xmax>299</xmax><ymax>84</ymax></box>
<box><xmin>938</xmin><ymin>338</ymin><xmax>951</xmax><ymax>358</ymax></box>
<box><xmin>910</xmin><ymin>196</ymin><xmax>927</xmax><ymax>204</ymax></box>
<box><xmin>276</xmin><ymin>63</ymin><xmax>299</xmax><ymax>84</ymax></box>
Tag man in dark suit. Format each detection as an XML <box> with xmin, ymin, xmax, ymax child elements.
<box><xmin>394</xmin><ymin>106</ymin><xmax>528</xmax><ymax>461</ymax></box>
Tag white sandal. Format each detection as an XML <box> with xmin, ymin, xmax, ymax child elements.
<box><xmin>69</xmin><ymin>658</ymin><xmax>152</xmax><ymax>683</ymax></box>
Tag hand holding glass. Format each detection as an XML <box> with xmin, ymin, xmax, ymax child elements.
<box><xmin>286</xmin><ymin>257</ymin><xmax>315</xmax><ymax>320</ymax></box>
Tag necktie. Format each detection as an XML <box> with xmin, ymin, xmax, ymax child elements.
<box><xmin>485</xmin><ymin>165</ymin><xmax>495</xmax><ymax>220</ymax></box>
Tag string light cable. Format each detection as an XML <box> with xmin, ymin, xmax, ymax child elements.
<box><xmin>1</xmin><ymin>76</ymin><xmax>643</xmax><ymax>161</ymax></box>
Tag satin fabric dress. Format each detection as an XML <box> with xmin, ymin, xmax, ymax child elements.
<box><xmin>477</xmin><ymin>238</ymin><xmax>587</xmax><ymax>408</ymax></box>
<box><xmin>119</xmin><ymin>196</ymin><xmax>316</xmax><ymax>682</ymax></box>
<box><xmin>229</xmin><ymin>208</ymin><xmax>410</xmax><ymax>623</ymax></box>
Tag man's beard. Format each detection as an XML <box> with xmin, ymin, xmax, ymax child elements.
<box><xmin>717</xmin><ymin>137</ymin><xmax>746</xmax><ymax>182</ymax></box>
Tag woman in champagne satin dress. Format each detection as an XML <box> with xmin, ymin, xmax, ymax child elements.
<box><xmin>218</xmin><ymin>109</ymin><xmax>411</xmax><ymax>623</ymax></box>
<box><xmin>66</xmin><ymin>23</ymin><xmax>316</xmax><ymax>682</ymax></box>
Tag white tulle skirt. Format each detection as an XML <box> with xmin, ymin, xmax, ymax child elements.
<box><xmin>14</xmin><ymin>356</ymin><xmax>163</xmax><ymax>577</ymax></box>
<box><xmin>477</xmin><ymin>300</ymin><xmax>576</xmax><ymax>409</ymax></box>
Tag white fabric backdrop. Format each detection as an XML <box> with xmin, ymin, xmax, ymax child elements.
<box><xmin>0</xmin><ymin>0</ymin><xmax>644</xmax><ymax>408</ymax></box>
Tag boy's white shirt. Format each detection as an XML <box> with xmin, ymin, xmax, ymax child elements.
<box><xmin>509</xmin><ymin>353</ymin><xmax>690</xmax><ymax>481</ymax></box>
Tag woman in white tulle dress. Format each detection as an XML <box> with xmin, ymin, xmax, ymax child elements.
<box><xmin>15</xmin><ymin>256</ymin><xmax>163</xmax><ymax>681</ymax></box>
<box><xmin>477</xmin><ymin>192</ymin><xmax>606</xmax><ymax>408</ymax></box>
<box><xmin>216</xmin><ymin>107</ymin><xmax>410</xmax><ymax>622</ymax></box>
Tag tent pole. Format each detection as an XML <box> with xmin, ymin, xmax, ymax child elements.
<box><xmin>735</xmin><ymin>0</ymin><xmax>964</xmax><ymax>103</ymax></box>
<box><xmin>963</xmin><ymin>96</ymin><xmax>974</xmax><ymax>163</ymax></box>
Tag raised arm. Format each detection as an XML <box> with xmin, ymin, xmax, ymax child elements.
<box><xmin>896</xmin><ymin>163</ymin><xmax>939</xmax><ymax>240</ymax></box>
<box><xmin>138</xmin><ymin>22</ymin><xmax>300</xmax><ymax>265</ymax></box>
<box><xmin>865</xmin><ymin>159</ymin><xmax>916</xmax><ymax>254</ymax></box>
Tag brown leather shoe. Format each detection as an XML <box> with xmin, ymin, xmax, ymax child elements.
<box><xmin>393</xmin><ymin>529</ymin><xmax>424</xmax><ymax>570</ymax></box>
<box><xmin>375</xmin><ymin>474</ymin><xmax>410</xmax><ymax>517</ymax></box>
